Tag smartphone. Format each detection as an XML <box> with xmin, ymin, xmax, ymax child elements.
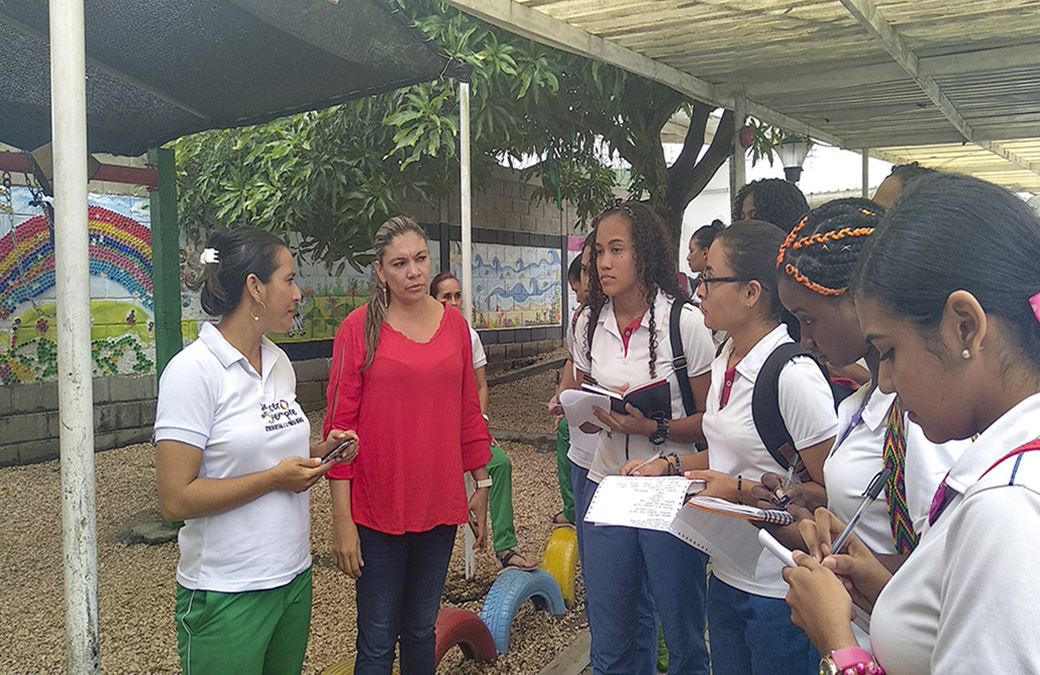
<box><xmin>320</xmin><ymin>438</ymin><xmax>356</xmax><ymax>464</ymax></box>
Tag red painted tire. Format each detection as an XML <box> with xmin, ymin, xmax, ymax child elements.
<box><xmin>434</xmin><ymin>608</ymin><xmax>498</xmax><ymax>666</ymax></box>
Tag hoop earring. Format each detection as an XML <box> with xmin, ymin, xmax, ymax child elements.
<box><xmin>251</xmin><ymin>300</ymin><xmax>267</xmax><ymax>322</ymax></box>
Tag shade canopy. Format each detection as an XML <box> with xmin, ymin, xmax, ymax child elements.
<box><xmin>1</xmin><ymin>0</ymin><xmax>464</xmax><ymax>156</ymax></box>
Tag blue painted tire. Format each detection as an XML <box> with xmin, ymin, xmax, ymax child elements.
<box><xmin>480</xmin><ymin>568</ymin><xmax>566</xmax><ymax>655</ymax></box>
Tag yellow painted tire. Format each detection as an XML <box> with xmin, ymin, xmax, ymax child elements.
<box><xmin>540</xmin><ymin>525</ymin><xmax>579</xmax><ymax>608</ymax></box>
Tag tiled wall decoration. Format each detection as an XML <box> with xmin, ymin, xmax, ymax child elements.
<box><xmin>450</xmin><ymin>241</ymin><xmax>562</xmax><ymax>330</ymax></box>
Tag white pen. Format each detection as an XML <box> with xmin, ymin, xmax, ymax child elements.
<box><xmin>758</xmin><ymin>528</ymin><xmax>797</xmax><ymax>568</ymax></box>
<box><xmin>629</xmin><ymin>452</ymin><xmax>665</xmax><ymax>475</ymax></box>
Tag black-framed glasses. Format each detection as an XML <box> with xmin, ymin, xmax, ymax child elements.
<box><xmin>696</xmin><ymin>276</ymin><xmax>755</xmax><ymax>296</ymax></box>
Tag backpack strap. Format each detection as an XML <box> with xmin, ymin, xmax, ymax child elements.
<box><xmin>752</xmin><ymin>342</ymin><xmax>830</xmax><ymax>481</ymax></box>
<box><xmin>670</xmin><ymin>299</ymin><xmax>696</xmax><ymax>417</ymax></box>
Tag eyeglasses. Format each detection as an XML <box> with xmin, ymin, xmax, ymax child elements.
<box><xmin>696</xmin><ymin>275</ymin><xmax>755</xmax><ymax>296</ymax></box>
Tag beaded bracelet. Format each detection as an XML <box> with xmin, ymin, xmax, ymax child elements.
<box><xmin>822</xmin><ymin>647</ymin><xmax>886</xmax><ymax>675</ymax></box>
<box><xmin>670</xmin><ymin>452</ymin><xmax>683</xmax><ymax>475</ymax></box>
<box><xmin>736</xmin><ymin>475</ymin><xmax>743</xmax><ymax>504</ymax></box>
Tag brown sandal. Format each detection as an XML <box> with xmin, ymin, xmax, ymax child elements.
<box><xmin>495</xmin><ymin>549</ymin><xmax>538</xmax><ymax>572</ymax></box>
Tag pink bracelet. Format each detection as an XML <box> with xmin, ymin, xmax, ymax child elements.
<box><xmin>832</xmin><ymin>647</ymin><xmax>885</xmax><ymax>675</ymax></box>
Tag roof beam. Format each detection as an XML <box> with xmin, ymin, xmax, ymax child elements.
<box><xmin>440</xmin><ymin>0</ymin><xmax>845</xmax><ymax>146</ymax></box>
<box><xmin>836</xmin><ymin>0</ymin><xmax>1040</xmax><ymax>178</ymax></box>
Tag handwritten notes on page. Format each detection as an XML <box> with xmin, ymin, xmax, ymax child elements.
<box><xmin>584</xmin><ymin>476</ymin><xmax>703</xmax><ymax>532</ymax></box>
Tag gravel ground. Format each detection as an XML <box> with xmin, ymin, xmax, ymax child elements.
<box><xmin>0</xmin><ymin>371</ymin><xmax>582</xmax><ymax>674</ymax></box>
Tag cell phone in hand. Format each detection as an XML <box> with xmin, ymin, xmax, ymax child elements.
<box><xmin>320</xmin><ymin>438</ymin><xmax>356</xmax><ymax>464</ymax></box>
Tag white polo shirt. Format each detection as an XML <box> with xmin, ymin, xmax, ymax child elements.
<box><xmin>703</xmin><ymin>324</ymin><xmax>837</xmax><ymax>597</ymax></box>
<box><xmin>825</xmin><ymin>385</ymin><xmax>969</xmax><ymax>645</ymax></box>
<box><xmin>870</xmin><ymin>393</ymin><xmax>1040</xmax><ymax>674</ymax></box>
<box><xmin>154</xmin><ymin>322</ymin><xmax>312</xmax><ymax>593</ymax></box>
<box><xmin>565</xmin><ymin>312</ymin><xmax>599</xmax><ymax>469</ymax></box>
<box><xmin>572</xmin><ymin>291</ymin><xmax>715</xmax><ymax>483</ymax></box>
<box><xmin>469</xmin><ymin>326</ymin><xmax>488</xmax><ymax>370</ymax></box>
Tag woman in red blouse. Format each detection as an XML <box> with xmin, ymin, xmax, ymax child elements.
<box><xmin>324</xmin><ymin>216</ymin><xmax>492</xmax><ymax>675</ymax></box>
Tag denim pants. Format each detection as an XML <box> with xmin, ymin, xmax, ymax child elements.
<box><xmin>354</xmin><ymin>524</ymin><xmax>455</xmax><ymax>675</ymax></box>
<box><xmin>582</xmin><ymin>479</ymin><xmax>710</xmax><ymax>675</ymax></box>
<box><xmin>707</xmin><ymin>574</ymin><xmax>819</xmax><ymax>675</ymax></box>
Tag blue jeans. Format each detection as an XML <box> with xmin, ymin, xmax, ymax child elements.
<box><xmin>354</xmin><ymin>525</ymin><xmax>455</xmax><ymax>675</ymax></box>
<box><xmin>571</xmin><ymin>462</ymin><xmax>591</xmax><ymax>581</ymax></box>
<box><xmin>707</xmin><ymin>575</ymin><xmax>819</xmax><ymax>675</ymax></box>
<box><xmin>582</xmin><ymin>480</ymin><xmax>710</xmax><ymax>675</ymax></box>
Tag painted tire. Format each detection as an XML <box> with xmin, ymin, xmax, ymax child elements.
<box><xmin>434</xmin><ymin>607</ymin><xmax>498</xmax><ymax>666</ymax></box>
<box><xmin>540</xmin><ymin>525</ymin><xmax>579</xmax><ymax>608</ymax></box>
<box><xmin>480</xmin><ymin>568</ymin><xmax>566</xmax><ymax>655</ymax></box>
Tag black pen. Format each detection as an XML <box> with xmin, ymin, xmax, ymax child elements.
<box><xmin>830</xmin><ymin>467</ymin><xmax>892</xmax><ymax>555</ymax></box>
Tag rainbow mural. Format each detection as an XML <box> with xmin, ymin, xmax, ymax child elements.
<box><xmin>0</xmin><ymin>206</ymin><xmax>153</xmax><ymax>320</ymax></box>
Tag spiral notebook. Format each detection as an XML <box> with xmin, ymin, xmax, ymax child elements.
<box><xmin>685</xmin><ymin>496</ymin><xmax>796</xmax><ymax>526</ymax></box>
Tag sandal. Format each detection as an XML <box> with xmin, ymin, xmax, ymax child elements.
<box><xmin>551</xmin><ymin>511</ymin><xmax>573</xmax><ymax>526</ymax></box>
<box><xmin>495</xmin><ymin>549</ymin><xmax>538</xmax><ymax>573</ymax></box>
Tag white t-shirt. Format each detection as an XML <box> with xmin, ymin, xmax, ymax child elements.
<box><xmin>565</xmin><ymin>311</ymin><xmax>599</xmax><ymax>469</ymax></box>
<box><xmin>703</xmin><ymin>324</ymin><xmax>837</xmax><ymax>597</ymax></box>
<box><xmin>870</xmin><ymin>392</ymin><xmax>1040</xmax><ymax>674</ymax></box>
<box><xmin>469</xmin><ymin>326</ymin><xmax>487</xmax><ymax>370</ymax></box>
<box><xmin>825</xmin><ymin>384</ymin><xmax>969</xmax><ymax>645</ymax></box>
<box><xmin>154</xmin><ymin>322</ymin><xmax>312</xmax><ymax>593</ymax></box>
<box><xmin>572</xmin><ymin>291</ymin><xmax>715</xmax><ymax>483</ymax></box>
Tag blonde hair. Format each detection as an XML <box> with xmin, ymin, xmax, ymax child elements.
<box><xmin>362</xmin><ymin>216</ymin><xmax>429</xmax><ymax>370</ymax></box>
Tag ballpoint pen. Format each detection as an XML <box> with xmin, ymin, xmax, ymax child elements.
<box><xmin>772</xmin><ymin>463</ymin><xmax>797</xmax><ymax>509</ymax></box>
<box><xmin>830</xmin><ymin>467</ymin><xmax>893</xmax><ymax>555</ymax></box>
<box><xmin>629</xmin><ymin>452</ymin><xmax>665</xmax><ymax>475</ymax></box>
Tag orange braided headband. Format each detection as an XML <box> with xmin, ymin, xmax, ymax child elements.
<box><xmin>776</xmin><ymin>209</ymin><xmax>878</xmax><ymax>296</ymax></box>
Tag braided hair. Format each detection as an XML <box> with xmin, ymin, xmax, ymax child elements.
<box><xmin>777</xmin><ymin>198</ymin><xmax>885</xmax><ymax>297</ymax></box>
<box><xmin>733</xmin><ymin>178</ymin><xmax>810</xmax><ymax>233</ymax></box>
<box><xmin>583</xmin><ymin>201</ymin><xmax>689</xmax><ymax>379</ymax></box>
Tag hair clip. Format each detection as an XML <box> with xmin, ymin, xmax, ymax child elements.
<box><xmin>200</xmin><ymin>248</ymin><xmax>220</xmax><ymax>265</ymax></box>
<box><xmin>1030</xmin><ymin>291</ymin><xmax>1040</xmax><ymax>324</ymax></box>
<box><xmin>595</xmin><ymin>198</ymin><xmax>635</xmax><ymax>222</ymax></box>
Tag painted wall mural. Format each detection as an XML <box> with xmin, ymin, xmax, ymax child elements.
<box><xmin>0</xmin><ymin>187</ymin><xmax>155</xmax><ymax>385</ymax></box>
<box><xmin>450</xmin><ymin>242</ymin><xmax>562</xmax><ymax>330</ymax></box>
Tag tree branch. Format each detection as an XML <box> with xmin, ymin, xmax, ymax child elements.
<box><xmin>669</xmin><ymin>103</ymin><xmax>710</xmax><ymax>178</ymax></box>
<box><xmin>682</xmin><ymin>108</ymin><xmax>736</xmax><ymax>203</ymax></box>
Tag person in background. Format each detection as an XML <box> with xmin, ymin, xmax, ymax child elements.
<box><xmin>767</xmin><ymin>198</ymin><xmax>968</xmax><ymax>647</ymax></box>
<box><xmin>430</xmin><ymin>271</ymin><xmax>538</xmax><ymax>571</ymax></box>
<box><xmin>784</xmin><ymin>173</ymin><xmax>1040</xmax><ymax>675</ymax></box>
<box><xmin>155</xmin><ymin>227</ymin><xmax>357</xmax><ymax>675</ymax></box>
<box><xmin>687</xmin><ymin>219</ymin><xmax>724</xmax><ymax>277</ymax></box>
<box><xmin>733</xmin><ymin>178</ymin><xmax>810</xmax><ymax>234</ymax></box>
<box><xmin>325</xmin><ymin>216</ymin><xmax>492</xmax><ymax>675</ymax></box>
<box><xmin>870</xmin><ymin>162</ymin><xmax>938</xmax><ymax>209</ymax></box>
<box><xmin>574</xmin><ymin>201</ymin><xmax>715</xmax><ymax>675</ymax></box>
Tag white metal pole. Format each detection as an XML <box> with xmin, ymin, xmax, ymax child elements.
<box><xmin>862</xmin><ymin>148</ymin><xmax>870</xmax><ymax>198</ymax></box>
<box><xmin>730</xmin><ymin>97</ymin><xmax>747</xmax><ymax>209</ymax></box>
<box><xmin>459</xmin><ymin>79</ymin><xmax>476</xmax><ymax>579</ymax></box>
<box><xmin>50</xmin><ymin>0</ymin><xmax>100</xmax><ymax>671</ymax></box>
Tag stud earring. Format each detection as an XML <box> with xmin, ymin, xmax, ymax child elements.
<box><xmin>962</xmin><ymin>349</ymin><xmax>971</xmax><ymax>359</ymax></box>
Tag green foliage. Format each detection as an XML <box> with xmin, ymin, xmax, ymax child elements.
<box><xmin>172</xmin><ymin>0</ymin><xmax>740</xmax><ymax>263</ymax></box>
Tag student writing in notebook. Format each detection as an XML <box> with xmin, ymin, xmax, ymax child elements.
<box><xmin>629</xmin><ymin>221</ymin><xmax>838</xmax><ymax>675</ymax></box>
<box><xmin>783</xmin><ymin>174</ymin><xmax>1040</xmax><ymax>674</ymax></box>
<box><xmin>570</xmin><ymin>200</ymin><xmax>715</xmax><ymax>675</ymax></box>
<box><xmin>763</xmin><ymin>199</ymin><xmax>968</xmax><ymax>648</ymax></box>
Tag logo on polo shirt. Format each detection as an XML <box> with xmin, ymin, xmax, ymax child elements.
<box><xmin>260</xmin><ymin>399</ymin><xmax>306</xmax><ymax>432</ymax></box>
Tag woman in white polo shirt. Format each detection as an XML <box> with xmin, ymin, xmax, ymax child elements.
<box><xmin>784</xmin><ymin>174</ymin><xmax>1040</xmax><ymax>674</ymax></box>
<box><xmin>155</xmin><ymin>228</ymin><xmax>357</xmax><ymax>674</ymax></box>
<box><xmin>769</xmin><ymin>199</ymin><xmax>968</xmax><ymax>648</ymax></box>
<box><xmin>571</xmin><ymin>200</ymin><xmax>716</xmax><ymax>675</ymax></box>
<box><xmin>687</xmin><ymin>220</ymin><xmax>837</xmax><ymax>675</ymax></box>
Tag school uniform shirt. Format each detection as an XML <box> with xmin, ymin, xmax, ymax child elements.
<box><xmin>572</xmin><ymin>291</ymin><xmax>715</xmax><ymax>483</ymax></box>
<box><xmin>469</xmin><ymin>326</ymin><xmax>487</xmax><ymax>370</ymax></box>
<box><xmin>323</xmin><ymin>305</ymin><xmax>492</xmax><ymax>534</ymax></box>
<box><xmin>703</xmin><ymin>324</ymin><xmax>837</xmax><ymax>598</ymax></box>
<box><xmin>565</xmin><ymin>309</ymin><xmax>599</xmax><ymax>469</ymax></box>
<box><xmin>154</xmin><ymin>322</ymin><xmax>312</xmax><ymax>593</ymax></box>
<box><xmin>825</xmin><ymin>385</ymin><xmax>969</xmax><ymax>646</ymax></box>
<box><xmin>870</xmin><ymin>393</ymin><xmax>1040</xmax><ymax>674</ymax></box>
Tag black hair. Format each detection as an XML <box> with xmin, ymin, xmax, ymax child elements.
<box><xmin>732</xmin><ymin>179</ymin><xmax>810</xmax><ymax>233</ymax></box>
<box><xmin>777</xmin><ymin>198</ymin><xmax>885</xmax><ymax>296</ymax></box>
<box><xmin>195</xmin><ymin>227</ymin><xmax>287</xmax><ymax>316</ymax></box>
<box><xmin>713</xmin><ymin>220</ymin><xmax>788</xmax><ymax>321</ymax></box>
<box><xmin>853</xmin><ymin>174</ymin><xmax>1040</xmax><ymax>371</ymax></box>
<box><xmin>567</xmin><ymin>255</ymin><xmax>582</xmax><ymax>283</ymax></box>
<box><xmin>886</xmin><ymin>162</ymin><xmax>937</xmax><ymax>189</ymax></box>
<box><xmin>430</xmin><ymin>270</ymin><xmax>458</xmax><ymax>297</ymax></box>
<box><xmin>691</xmin><ymin>219</ymin><xmax>725</xmax><ymax>250</ymax></box>
<box><xmin>584</xmin><ymin>201</ymin><xmax>689</xmax><ymax>378</ymax></box>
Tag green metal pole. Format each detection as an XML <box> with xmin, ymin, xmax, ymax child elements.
<box><xmin>148</xmin><ymin>147</ymin><xmax>182</xmax><ymax>378</ymax></box>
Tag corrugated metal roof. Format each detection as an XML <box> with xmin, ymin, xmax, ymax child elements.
<box><xmin>447</xmin><ymin>0</ymin><xmax>1040</xmax><ymax>193</ymax></box>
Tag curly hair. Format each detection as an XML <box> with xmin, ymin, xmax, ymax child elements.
<box><xmin>777</xmin><ymin>199</ymin><xmax>885</xmax><ymax>296</ymax></box>
<box><xmin>583</xmin><ymin>201</ymin><xmax>689</xmax><ymax>378</ymax></box>
<box><xmin>732</xmin><ymin>178</ymin><xmax>810</xmax><ymax>234</ymax></box>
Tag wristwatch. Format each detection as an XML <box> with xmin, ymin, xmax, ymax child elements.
<box><xmin>475</xmin><ymin>478</ymin><xmax>493</xmax><ymax>489</ymax></box>
<box><xmin>649</xmin><ymin>418</ymin><xmax>670</xmax><ymax>445</ymax></box>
